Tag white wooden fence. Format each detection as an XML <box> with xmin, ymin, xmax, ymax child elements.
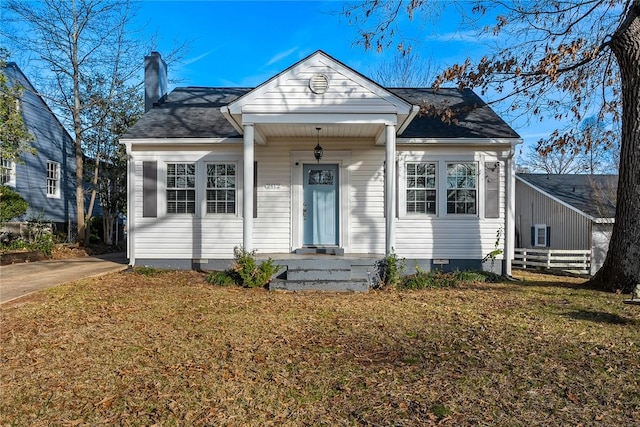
<box><xmin>513</xmin><ymin>248</ymin><xmax>591</xmax><ymax>275</ymax></box>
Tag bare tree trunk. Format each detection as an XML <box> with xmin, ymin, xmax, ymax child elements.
<box><xmin>70</xmin><ymin>0</ymin><xmax>86</xmax><ymax>247</ymax></box>
<box><xmin>84</xmin><ymin>154</ymin><xmax>101</xmax><ymax>244</ymax></box>
<box><xmin>103</xmin><ymin>212</ymin><xmax>114</xmax><ymax>245</ymax></box>
<box><xmin>590</xmin><ymin>2</ymin><xmax>640</xmax><ymax>292</ymax></box>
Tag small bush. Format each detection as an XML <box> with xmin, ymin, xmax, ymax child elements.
<box><xmin>133</xmin><ymin>266</ymin><xmax>159</xmax><ymax>276</ymax></box>
<box><xmin>206</xmin><ymin>270</ymin><xmax>236</xmax><ymax>286</ymax></box>
<box><xmin>398</xmin><ymin>269</ymin><xmax>503</xmax><ymax>289</ymax></box>
<box><xmin>373</xmin><ymin>250</ymin><xmax>406</xmax><ymax>288</ymax></box>
<box><xmin>209</xmin><ymin>247</ymin><xmax>282</xmax><ymax>288</ymax></box>
<box><xmin>454</xmin><ymin>270</ymin><xmax>488</xmax><ymax>283</ymax></box>
<box><xmin>399</xmin><ymin>267</ymin><xmax>458</xmax><ymax>290</ymax></box>
<box><xmin>0</xmin><ymin>217</ymin><xmax>55</xmax><ymax>256</ymax></box>
<box><xmin>0</xmin><ymin>185</ymin><xmax>27</xmax><ymax>224</ymax></box>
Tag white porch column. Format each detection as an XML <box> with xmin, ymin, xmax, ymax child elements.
<box><xmin>243</xmin><ymin>124</ymin><xmax>254</xmax><ymax>251</ymax></box>
<box><xmin>504</xmin><ymin>149</ymin><xmax>516</xmax><ymax>276</ymax></box>
<box><xmin>385</xmin><ymin>124</ymin><xmax>396</xmax><ymax>255</ymax></box>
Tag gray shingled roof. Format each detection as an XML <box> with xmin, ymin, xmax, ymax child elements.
<box><xmin>517</xmin><ymin>173</ymin><xmax>618</xmax><ymax>219</ymax></box>
<box><xmin>390</xmin><ymin>88</ymin><xmax>521</xmax><ymax>139</ymax></box>
<box><xmin>124</xmin><ymin>87</ymin><xmax>251</xmax><ymax>139</ymax></box>
<box><xmin>123</xmin><ymin>86</ymin><xmax>520</xmax><ymax>140</ymax></box>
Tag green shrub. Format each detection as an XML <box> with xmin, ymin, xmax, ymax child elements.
<box><xmin>453</xmin><ymin>270</ymin><xmax>488</xmax><ymax>283</ymax></box>
<box><xmin>0</xmin><ymin>185</ymin><xmax>27</xmax><ymax>224</ymax></box>
<box><xmin>397</xmin><ymin>268</ymin><xmax>503</xmax><ymax>290</ymax></box>
<box><xmin>0</xmin><ymin>216</ymin><xmax>55</xmax><ymax>256</ymax></box>
<box><xmin>374</xmin><ymin>250</ymin><xmax>406</xmax><ymax>288</ymax></box>
<box><xmin>133</xmin><ymin>266</ymin><xmax>159</xmax><ymax>276</ymax></box>
<box><xmin>225</xmin><ymin>246</ymin><xmax>281</xmax><ymax>288</ymax></box>
<box><xmin>206</xmin><ymin>270</ymin><xmax>236</xmax><ymax>286</ymax></box>
<box><xmin>399</xmin><ymin>267</ymin><xmax>458</xmax><ymax>290</ymax></box>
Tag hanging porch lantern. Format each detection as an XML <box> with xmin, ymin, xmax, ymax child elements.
<box><xmin>314</xmin><ymin>127</ymin><xmax>323</xmax><ymax>163</ymax></box>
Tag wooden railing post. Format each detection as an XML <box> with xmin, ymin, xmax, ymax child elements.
<box><xmin>546</xmin><ymin>249</ymin><xmax>552</xmax><ymax>269</ymax></box>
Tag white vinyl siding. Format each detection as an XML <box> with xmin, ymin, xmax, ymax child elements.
<box><xmin>129</xmin><ymin>144</ymin><xmax>508</xmax><ymax>262</ymax></box>
<box><xmin>166</xmin><ymin>163</ymin><xmax>195</xmax><ymax>214</ymax></box>
<box><xmin>131</xmin><ymin>150</ymin><xmax>244</xmax><ymax>260</ymax></box>
<box><xmin>244</xmin><ymin>61</ymin><xmax>396</xmax><ymax>113</ymax></box>
<box><xmin>397</xmin><ymin>150</ymin><xmax>506</xmax><ymax>260</ymax></box>
<box><xmin>46</xmin><ymin>160</ymin><xmax>60</xmax><ymax>198</ymax></box>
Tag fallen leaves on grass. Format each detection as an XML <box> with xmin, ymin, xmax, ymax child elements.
<box><xmin>1</xmin><ymin>270</ymin><xmax>638</xmax><ymax>426</ymax></box>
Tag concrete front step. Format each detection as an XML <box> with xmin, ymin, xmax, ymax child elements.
<box><xmin>269</xmin><ymin>279</ymin><xmax>369</xmax><ymax>292</ymax></box>
<box><xmin>287</xmin><ymin>268</ymin><xmax>351</xmax><ymax>281</ymax></box>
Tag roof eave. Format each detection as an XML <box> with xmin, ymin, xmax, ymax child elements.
<box><xmin>515</xmin><ymin>175</ymin><xmax>597</xmax><ymax>221</ymax></box>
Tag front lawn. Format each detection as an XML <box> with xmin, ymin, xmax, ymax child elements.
<box><xmin>1</xmin><ymin>270</ymin><xmax>638</xmax><ymax>426</ymax></box>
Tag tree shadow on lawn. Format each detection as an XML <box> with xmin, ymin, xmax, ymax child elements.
<box><xmin>562</xmin><ymin>309</ymin><xmax>638</xmax><ymax>325</ymax></box>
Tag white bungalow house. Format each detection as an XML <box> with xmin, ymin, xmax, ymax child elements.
<box><xmin>121</xmin><ymin>51</ymin><xmax>522</xmax><ymax>288</ymax></box>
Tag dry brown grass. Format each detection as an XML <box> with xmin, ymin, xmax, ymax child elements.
<box><xmin>1</xmin><ymin>269</ymin><xmax>639</xmax><ymax>426</ymax></box>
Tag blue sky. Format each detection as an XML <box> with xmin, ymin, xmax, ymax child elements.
<box><xmin>4</xmin><ymin>0</ymin><xmax>557</xmax><ymax>151</ymax></box>
<box><xmin>136</xmin><ymin>0</ymin><xmax>553</xmax><ymax>150</ymax></box>
<box><xmin>139</xmin><ymin>1</ymin><xmax>482</xmax><ymax>88</ymax></box>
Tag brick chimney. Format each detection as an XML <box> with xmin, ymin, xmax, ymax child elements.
<box><xmin>144</xmin><ymin>52</ymin><xmax>168</xmax><ymax>112</ymax></box>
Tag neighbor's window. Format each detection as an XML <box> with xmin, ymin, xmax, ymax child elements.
<box><xmin>1</xmin><ymin>157</ymin><xmax>15</xmax><ymax>186</ymax></box>
<box><xmin>406</xmin><ymin>162</ymin><xmax>437</xmax><ymax>214</ymax></box>
<box><xmin>166</xmin><ymin>163</ymin><xmax>195</xmax><ymax>214</ymax></box>
<box><xmin>534</xmin><ymin>224</ymin><xmax>548</xmax><ymax>247</ymax></box>
<box><xmin>206</xmin><ymin>163</ymin><xmax>236</xmax><ymax>214</ymax></box>
<box><xmin>46</xmin><ymin>160</ymin><xmax>60</xmax><ymax>198</ymax></box>
<box><xmin>446</xmin><ymin>163</ymin><xmax>477</xmax><ymax>214</ymax></box>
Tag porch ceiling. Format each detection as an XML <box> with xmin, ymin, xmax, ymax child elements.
<box><xmin>256</xmin><ymin>123</ymin><xmax>383</xmax><ymax>141</ymax></box>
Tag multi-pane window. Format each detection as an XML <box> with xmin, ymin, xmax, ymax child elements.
<box><xmin>406</xmin><ymin>162</ymin><xmax>437</xmax><ymax>214</ymax></box>
<box><xmin>1</xmin><ymin>158</ymin><xmax>14</xmax><ymax>185</ymax></box>
<box><xmin>46</xmin><ymin>161</ymin><xmax>60</xmax><ymax>197</ymax></box>
<box><xmin>446</xmin><ymin>163</ymin><xmax>477</xmax><ymax>214</ymax></box>
<box><xmin>534</xmin><ymin>224</ymin><xmax>548</xmax><ymax>247</ymax></box>
<box><xmin>206</xmin><ymin>163</ymin><xmax>236</xmax><ymax>214</ymax></box>
<box><xmin>166</xmin><ymin>163</ymin><xmax>195</xmax><ymax>214</ymax></box>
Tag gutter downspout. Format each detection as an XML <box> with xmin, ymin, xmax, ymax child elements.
<box><xmin>124</xmin><ymin>142</ymin><xmax>135</xmax><ymax>267</ymax></box>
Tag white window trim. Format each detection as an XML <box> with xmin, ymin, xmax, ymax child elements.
<box><xmin>399</xmin><ymin>156</ymin><xmax>483</xmax><ymax>219</ymax></box>
<box><xmin>155</xmin><ymin>155</ymin><xmax>244</xmax><ymax>218</ymax></box>
<box><xmin>165</xmin><ymin>161</ymin><xmax>197</xmax><ymax>215</ymax></box>
<box><xmin>534</xmin><ymin>224</ymin><xmax>547</xmax><ymax>247</ymax></box>
<box><xmin>398</xmin><ymin>160</ymin><xmax>439</xmax><ymax>217</ymax></box>
<box><xmin>204</xmin><ymin>161</ymin><xmax>239</xmax><ymax>216</ymax></box>
<box><xmin>46</xmin><ymin>160</ymin><xmax>61</xmax><ymax>199</ymax></box>
<box><xmin>1</xmin><ymin>158</ymin><xmax>16</xmax><ymax>187</ymax></box>
<box><xmin>445</xmin><ymin>161</ymin><xmax>479</xmax><ymax>217</ymax></box>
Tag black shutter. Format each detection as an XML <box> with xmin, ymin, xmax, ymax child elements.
<box><xmin>531</xmin><ymin>226</ymin><xmax>535</xmax><ymax>246</ymax></box>
<box><xmin>142</xmin><ymin>161</ymin><xmax>157</xmax><ymax>218</ymax></box>
<box><xmin>484</xmin><ymin>162</ymin><xmax>500</xmax><ymax>218</ymax></box>
<box><xmin>546</xmin><ymin>226</ymin><xmax>551</xmax><ymax>247</ymax></box>
<box><xmin>253</xmin><ymin>161</ymin><xmax>258</xmax><ymax>218</ymax></box>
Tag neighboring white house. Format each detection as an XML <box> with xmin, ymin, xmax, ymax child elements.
<box><xmin>121</xmin><ymin>51</ymin><xmax>522</xmax><ymax>279</ymax></box>
<box><xmin>515</xmin><ymin>173</ymin><xmax>617</xmax><ymax>275</ymax></box>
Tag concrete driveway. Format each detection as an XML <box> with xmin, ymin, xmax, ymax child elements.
<box><xmin>0</xmin><ymin>252</ymin><xmax>128</xmax><ymax>304</ymax></box>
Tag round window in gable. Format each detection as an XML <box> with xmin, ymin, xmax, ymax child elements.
<box><xmin>309</xmin><ymin>74</ymin><xmax>329</xmax><ymax>94</ymax></box>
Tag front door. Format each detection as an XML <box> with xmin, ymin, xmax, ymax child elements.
<box><xmin>303</xmin><ymin>164</ymin><xmax>339</xmax><ymax>246</ymax></box>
